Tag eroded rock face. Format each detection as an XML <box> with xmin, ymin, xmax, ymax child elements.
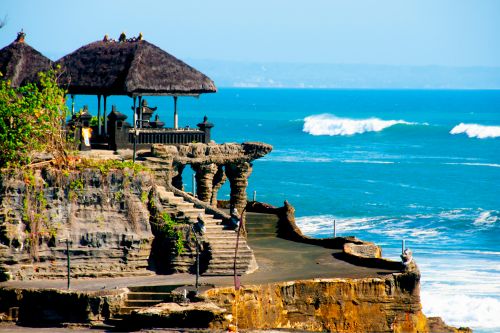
<box><xmin>152</xmin><ymin>142</ymin><xmax>273</xmax><ymax>165</ymax></box>
<box><xmin>204</xmin><ymin>276</ymin><xmax>428</xmax><ymax>333</ymax></box>
<box><xmin>0</xmin><ymin>168</ymin><xmax>154</xmax><ymax>280</ymax></box>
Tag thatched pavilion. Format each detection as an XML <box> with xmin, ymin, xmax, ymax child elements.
<box><xmin>57</xmin><ymin>33</ymin><xmax>216</xmax><ymax>140</ymax></box>
<box><xmin>0</xmin><ymin>31</ymin><xmax>53</xmax><ymax>87</ymax></box>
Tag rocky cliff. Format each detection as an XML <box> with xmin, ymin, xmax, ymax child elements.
<box><xmin>0</xmin><ymin>166</ymin><xmax>154</xmax><ymax>280</ymax></box>
<box><xmin>204</xmin><ymin>275</ymin><xmax>430</xmax><ymax>333</ymax></box>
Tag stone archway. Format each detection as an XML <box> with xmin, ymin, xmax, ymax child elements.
<box><xmin>149</xmin><ymin>142</ymin><xmax>272</xmax><ymax>218</ymax></box>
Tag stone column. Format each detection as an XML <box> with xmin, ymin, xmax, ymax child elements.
<box><xmin>211</xmin><ymin>165</ymin><xmax>226</xmax><ymax>207</ymax></box>
<box><xmin>171</xmin><ymin>163</ymin><xmax>185</xmax><ymax>190</ymax></box>
<box><xmin>225</xmin><ymin>162</ymin><xmax>253</xmax><ymax>219</ymax></box>
<box><xmin>192</xmin><ymin>163</ymin><xmax>218</xmax><ymax>203</ymax></box>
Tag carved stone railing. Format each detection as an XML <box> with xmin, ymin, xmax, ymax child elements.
<box><xmin>128</xmin><ymin>128</ymin><xmax>205</xmax><ymax>145</ymax></box>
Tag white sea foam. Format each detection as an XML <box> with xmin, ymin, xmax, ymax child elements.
<box><xmin>450</xmin><ymin>123</ymin><xmax>500</xmax><ymax>139</ymax></box>
<box><xmin>473</xmin><ymin>211</ymin><xmax>498</xmax><ymax>226</ymax></box>
<box><xmin>420</xmin><ymin>257</ymin><xmax>500</xmax><ymax>330</ymax></box>
<box><xmin>445</xmin><ymin>162</ymin><xmax>500</xmax><ymax>168</ymax></box>
<box><xmin>296</xmin><ymin>215</ymin><xmax>378</xmax><ymax>235</ymax></box>
<box><xmin>297</xmin><ymin>213</ymin><xmax>500</xmax><ymax>331</ymax></box>
<box><xmin>421</xmin><ymin>292</ymin><xmax>500</xmax><ymax>329</ymax></box>
<box><xmin>262</xmin><ymin>155</ymin><xmax>333</xmax><ymax>163</ymax></box>
<box><xmin>303</xmin><ymin>114</ymin><xmax>415</xmax><ymax>136</ymax></box>
<box><xmin>341</xmin><ymin>159</ymin><xmax>395</xmax><ymax>164</ymax></box>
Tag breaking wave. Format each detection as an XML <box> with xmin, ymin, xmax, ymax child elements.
<box><xmin>303</xmin><ymin>114</ymin><xmax>417</xmax><ymax>136</ymax></box>
<box><xmin>421</xmin><ymin>292</ymin><xmax>500</xmax><ymax>330</ymax></box>
<box><xmin>473</xmin><ymin>211</ymin><xmax>499</xmax><ymax>226</ymax></box>
<box><xmin>450</xmin><ymin>123</ymin><xmax>500</xmax><ymax>139</ymax></box>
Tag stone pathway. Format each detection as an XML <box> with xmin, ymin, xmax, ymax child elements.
<box><xmin>0</xmin><ymin>212</ymin><xmax>398</xmax><ymax>292</ymax></box>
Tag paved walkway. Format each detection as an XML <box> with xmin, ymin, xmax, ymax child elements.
<box><xmin>0</xmin><ymin>213</ymin><xmax>397</xmax><ymax>291</ymax></box>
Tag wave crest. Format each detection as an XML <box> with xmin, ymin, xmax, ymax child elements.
<box><xmin>303</xmin><ymin>114</ymin><xmax>414</xmax><ymax>136</ymax></box>
<box><xmin>450</xmin><ymin>123</ymin><xmax>500</xmax><ymax>139</ymax></box>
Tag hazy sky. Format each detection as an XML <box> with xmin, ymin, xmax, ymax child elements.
<box><xmin>1</xmin><ymin>0</ymin><xmax>499</xmax><ymax>67</ymax></box>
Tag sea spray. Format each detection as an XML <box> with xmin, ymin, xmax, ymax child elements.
<box><xmin>303</xmin><ymin>114</ymin><xmax>414</xmax><ymax>136</ymax></box>
<box><xmin>450</xmin><ymin>123</ymin><xmax>500</xmax><ymax>139</ymax></box>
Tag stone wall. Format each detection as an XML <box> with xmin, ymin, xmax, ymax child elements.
<box><xmin>0</xmin><ymin>167</ymin><xmax>155</xmax><ymax>280</ymax></box>
<box><xmin>0</xmin><ymin>287</ymin><xmax>126</xmax><ymax>324</ymax></box>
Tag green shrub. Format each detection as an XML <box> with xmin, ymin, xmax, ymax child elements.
<box><xmin>0</xmin><ymin>68</ymin><xmax>70</xmax><ymax>168</ymax></box>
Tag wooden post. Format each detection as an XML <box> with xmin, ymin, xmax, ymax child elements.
<box><xmin>173</xmin><ymin>96</ymin><xmax>178</xmax><ymax>129</ymax></box>
<box><xmin>66</xmin><ymin>239</ymin><xmax>70</xmax><ymax>289</ymax></box>
<box><xmin>192</xmin><ymin>173</ymin><xmax>196</xmax><ymax>196</ymax></box>
<box><xmin>103</xmin><ymin>96</ymin><xmax>107</xmax><ymax>135</ymax></box>
<box><xmin>138</xmin><ymin>96</ymin><xmax>143</xmax><ymax>128</ymax></box>
<box><xmin>133</xmin><ymin>96</ymin><xmax>137</xmax><ymax>163</ymax></box>
<box><xmin>97</xmin><ymin>95</ymin><xmax>102</xmax><ymax>136</ymax></box>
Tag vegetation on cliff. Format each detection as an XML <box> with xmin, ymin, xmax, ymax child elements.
<box><xmin>0</xmin><ymin>68</ymin><xmax>70</xmax><ymax>168</ymax></box>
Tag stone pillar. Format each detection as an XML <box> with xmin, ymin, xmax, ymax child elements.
<box><xmin>225</xmin><ymin>162</ymin><xmax>253</xmax><ymax>220</ymax></box>
<box><xmin>211</xmin><ymin>165</ymin><xmax>226</xmax><ymax>207</ymax></box>
<box><xmin>192</xmin><ymin>163</ymin><xmax>218</xmax><ymax>203</ymax></box>
<box><xmin>171</xmin><ymin>163</ymin><xmax>185</xmax><ymax>190</ymax></box>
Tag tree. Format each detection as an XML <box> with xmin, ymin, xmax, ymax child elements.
<box><xmin>0</xmin><ymin>68</ymin><xmax>70</xmax><ymax>168</ymax></box>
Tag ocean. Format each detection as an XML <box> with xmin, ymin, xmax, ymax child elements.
<box><xmin>73</xmin><ymin>88</ymin><xmax>500</xmax><ymax>333</ymax></box>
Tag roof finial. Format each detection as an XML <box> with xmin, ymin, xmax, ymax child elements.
<box><xmin>16</xmin><ymin>29</ymin><xmax>25</xmax><ymax>43</ymax></box>
<box><xmin>103</xmin><ymin>34</ymin><xmax>109</xmax><ymax>42</ymax></box>
<box><xmin>119</xmin><ymin>32</ymin><xmax>126</xmax><ymax>42</ymax></box>
<box><xmin>138</xmin><ymin>32</ymin><xmax>143</xmax><ymax>41</ymax></box>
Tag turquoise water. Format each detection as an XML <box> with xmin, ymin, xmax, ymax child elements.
<box><xmin>73</xmin><ymin>89</ymin><xmax>500</xmax><ymax>332</ymax></box>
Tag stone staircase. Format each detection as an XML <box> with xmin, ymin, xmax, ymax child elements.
<box><xmin>245</xmin><ymin>213</ymin><xmax>278</xmax><ymax>239</ymax></box>
<box><xmin>155</xmin><ymin>186</ymin><xmax>257</xmax><ymax>276</ymax></box>
<box><xmin>119</xmin><ymin>285</ymin><xmax>183</xmax><ymax>315</ymax></box>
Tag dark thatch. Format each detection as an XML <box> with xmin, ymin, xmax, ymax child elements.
<box><xmin>0</xmin><ymin>32</ymin><xmax>53</xmax><ymax>87</ymax></box>
<box><xmin>57</xmin><ymin>36</ymin><xmax>217</xmax><ymax>96</ymax></box>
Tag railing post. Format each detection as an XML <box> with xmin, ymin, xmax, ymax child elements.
<box><xmin>197</xmin><ymin>116</ymin><xmax>214</xmax><ymax>143</ymax></box>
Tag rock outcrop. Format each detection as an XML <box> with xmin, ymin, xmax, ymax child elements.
<box><xmin>204</xmin><ymin>275</ymin><xmax>426</xmax><ymax>332</ymax></box>
<box><xmin>0</xmin><ymin>167</ymin><xmax>154</xmax><ymax>280</ymax></box>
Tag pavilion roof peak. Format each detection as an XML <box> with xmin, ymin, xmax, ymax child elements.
<box><xmin>57</xmin><ymin>34</ymin><xmax>216</xmax><ymax>96</ymax></box>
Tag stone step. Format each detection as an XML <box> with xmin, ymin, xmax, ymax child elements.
<box><xmin>246</xmin><ymin>226</ymin><xmax>277</xmax><ymax>233</ymax></box>
<box><xmin>204</xmin><ymin>235</ymin><xmax>238</xmax><ymax>240</ymax></box>
<box><xmin>208</xmin><ymin>244</ymin><xmax>252</xmax><ymax>250</ymax></box>
<box><xmin>198</xmin><ymin>218</ymin><xmax>223</xmax><ymax>224</ymax></box>
<box><xmin>208</xmin><ymin>260</ymin><xmax>254</xmax><ymax>267</ymax></box>
<box><xmin>172</xmin><ymin>202</ymin><xmax>196</xmax><ymax>209</ymax></box>
<box><xmin>205</xmin><ymin>239</ymin><xmax>239</xmax><ymax>244</ymax></box>
<box><xmin>177</xmin><ymin>209</ymin><xmax>206</xmax><ymax>218</ymax></box>
<box><xmin>126</xmin><ymin>292</ymin><xmax>176</xmax><ymax>301</ymax></box>
<box><xmin>125</xmin><ymin>299</ymin><xmax>165</xmax><ymax>307</ymax></box>
<box><xmin>128</xmin><ymin>285</ymin><xmax>183</xmax><ymax>293</ymax></box>
<box><xmin>209</xmin><ymin>253</ymin><xmax>253</xmax><ymax>260</ymax></box>
<box><xmin>209</xmin><ymin>248</ymin><xmax>253</xmax><ymax>254</ymax></box>
<box><xmin>247</xmin><ymin>231</ymin><xmax>276</xmax><ymax>237</ymax></box>
<box><xmin>119</xmin><ymin>306</ymin><xmax>142</xmax><ymax>315</ymax></box>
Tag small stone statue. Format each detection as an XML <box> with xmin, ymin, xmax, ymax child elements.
<box><xmin>230</xmin><ymin>208</ymin><xmax>240</xmax><ymax>229</ymax></box>
<box><xmin>194</xmin><ymin>213</ymin><xmax>206</xmax><ymax>235</ymax></box>
<box><xmin>401</xmin><ymin>248</ymin><xmax>417</xmax><ymax>272</ymax></box>
<box><xmin>119</xmin><ymin>32</ymin><xmax>126</xmax><ymax>42</ymax></box>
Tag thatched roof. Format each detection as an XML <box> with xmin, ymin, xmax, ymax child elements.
<box><xmin>0</xmin><ymin>32</ymin><xmax>53</xmax><ymax>87</ymax></box>
<box><xmin>57</xmin><ymin>35</ymin><xmax>217</xmax><ymax>96</ymax></box>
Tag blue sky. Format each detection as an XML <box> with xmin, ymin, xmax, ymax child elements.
<box><xmin>1</xmin><ymin>0</ymin><xmax>499</xmax><ymax>67</ymax></box>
